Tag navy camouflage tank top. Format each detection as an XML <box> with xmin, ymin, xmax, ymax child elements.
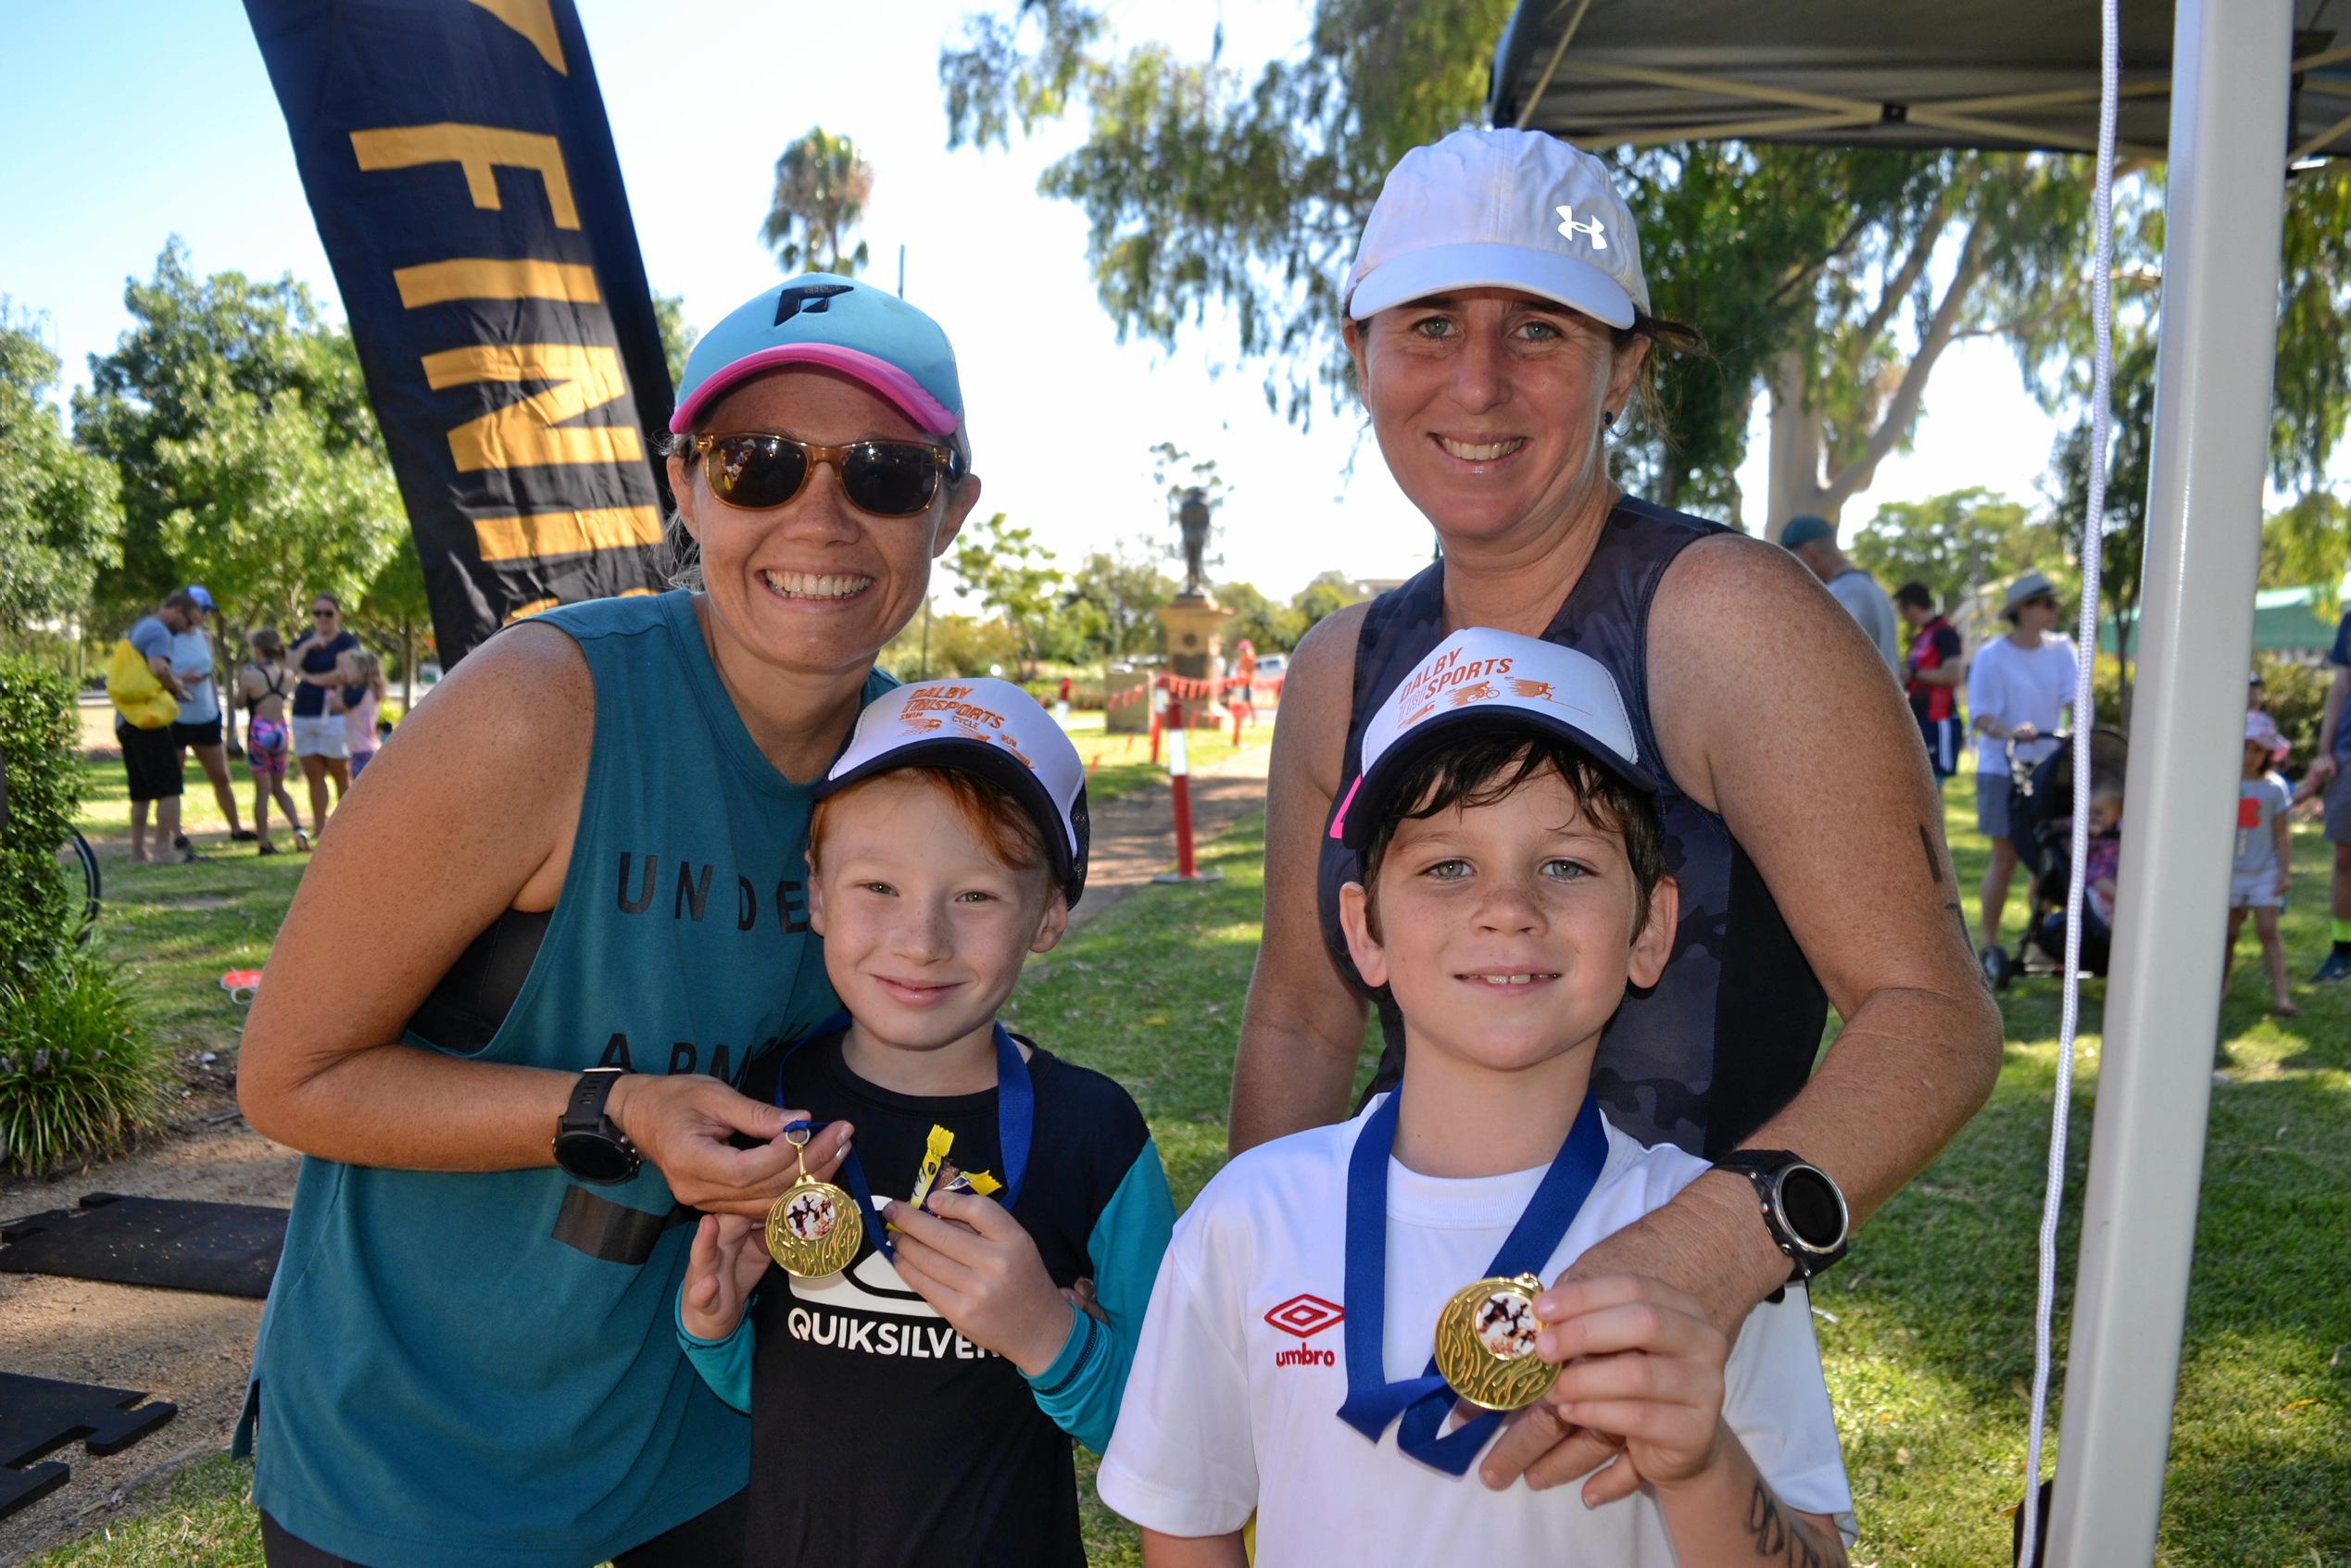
<box><xmin>1317</xmin><ymin>497</ymin><xmax>1827</xmax><ymax>1158</ymax></box>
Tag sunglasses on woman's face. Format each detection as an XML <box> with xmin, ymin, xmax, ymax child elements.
<box><xmin>313</xmin><ymin>608</ymin><xmax>337</xmax><ymax>620</ymax></box>
<box><xmin>689</xmin><ymin>433</ymin><xmax>961</xmax><ymax>518</ymax></box>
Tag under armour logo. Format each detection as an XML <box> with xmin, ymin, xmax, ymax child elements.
<box><xmin>774</xmin><ymin>282</ymin><xmax>854</xmax><ymax>324</ymax></box>
<box><xmin>1555</xmin><ymin>206</ymin><xmax>1608</xmax><ymax>250</ymax></box>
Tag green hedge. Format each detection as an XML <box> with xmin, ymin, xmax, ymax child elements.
<box><xmin>0</xmin><ymin>655</ymin><xmax>79</xmax><ymax>978</ymax></box>
<box><xmin>0</xmin><ymin>658</ymin><xmax>165</xmax><ymax>1173</ymax></box>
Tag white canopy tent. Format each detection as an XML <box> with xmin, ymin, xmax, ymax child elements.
<box><xmin>1488</xmin><ymin>3</ymin><xmax>2329</xmax><ymax>1562</ymax></box>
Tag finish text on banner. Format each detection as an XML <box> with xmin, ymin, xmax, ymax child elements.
<box><xmin>245</xmin><ymin>0</ymin><xmax>673</xmax><ymax>662</ymax></box>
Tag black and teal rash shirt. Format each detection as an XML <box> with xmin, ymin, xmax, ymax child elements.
<box><xmin>682</xmin><ymin>1027</ymin><xmax>1174</xmax><ymax>1567</ymax></box>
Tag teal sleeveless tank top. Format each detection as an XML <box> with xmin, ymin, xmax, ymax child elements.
<box><xmin>240</xmin><ymin>590</ymin><xmax>890</xmax><ymax>1567</ymax></box>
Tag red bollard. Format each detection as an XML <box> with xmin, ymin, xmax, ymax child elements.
<box><xmin>1153</xmin><ymin>693</ymin><xmax>1223</xmax><ymax>885</ymax></box>
<box><xmin>1148</xmin><ymin>684</ymin><xmax>1163</xmax><ymax>766</ymax></box>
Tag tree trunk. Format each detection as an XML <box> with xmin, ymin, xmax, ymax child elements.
<box><xmin>1760</xmin><ymin>223</ymin><xmax>1991</xmax><ymax>540</ymax></box>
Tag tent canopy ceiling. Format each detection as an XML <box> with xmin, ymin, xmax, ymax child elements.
<box><xmin>1489</xmin><ymin>0</ymin><xmax>2351</xmax><ymax>161</ymax></box>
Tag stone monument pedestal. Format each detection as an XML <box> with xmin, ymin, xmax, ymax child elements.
<box><xmin>1157</xmin><ymin>595</ymin><xmax>1236</xmax><ymax>726</ymax></box>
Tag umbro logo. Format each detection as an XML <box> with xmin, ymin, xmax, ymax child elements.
<box><xmin>1555</xmin><ymin>205</ymin><xmax>1608</xmax><ymax>250</ymax></box>
<box><xmin>1264</xmin><ymin>1293</ymin><xmax>1343</xmax><ymax>1337</ymax></box>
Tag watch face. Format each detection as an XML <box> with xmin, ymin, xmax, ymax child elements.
<box><xmin>1777</xmin><ymin>1165</ymin><xmax>1847</xmax><ymax>1252</ymax></box>
<box><xmin>554</xmin><ymin>1130</ymin><xmax>638</xmax><ymax>1185</ymax></box>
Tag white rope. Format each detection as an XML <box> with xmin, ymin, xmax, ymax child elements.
<box><xmin>2019</xmin><ymin>0</ymin><xmax>2120</xmax><ymax>1559</ymax></box>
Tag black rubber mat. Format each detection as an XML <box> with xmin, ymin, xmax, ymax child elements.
<box><xmin>0</xmin><ymin>1192</ymin><xmax>287</xmax><ymax>1298</ymax></box>
<box><xmin>0</xmin><ymin>1373</ymin><xmax>176</xmax><ymax>1521</ymax></box>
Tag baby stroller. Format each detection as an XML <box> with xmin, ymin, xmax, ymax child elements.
<box><xmin>1981</xmin><ymin>726</ymin><xmax>2129</xmax><ymax>991</ymax></box>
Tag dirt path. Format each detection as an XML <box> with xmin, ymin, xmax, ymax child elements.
<box><xmin>0</xmin><ymin>735</ymin><xmax>1274</xmax><ymax>1562</ymax></box>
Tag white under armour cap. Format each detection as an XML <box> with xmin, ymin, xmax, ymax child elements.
<box><xmin>1331</xmin><ymin>627</ymin><xmax>1653</xmax><ymax>851</ymax></box>
<box><xmin>1343</xmin><ymin>128</ymin><xmax>1649</xmax><ymax>329</ymax></box>
<box><xmin>819</xmin><ymin>678</ymin><xmax>1089</xmax><ymax>904</ymax></box>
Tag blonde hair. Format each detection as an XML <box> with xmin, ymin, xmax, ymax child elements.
<box><xmin>341</xmin><ymin>646</ymin><xmax>387</xmax><ymax>701</ymax></box>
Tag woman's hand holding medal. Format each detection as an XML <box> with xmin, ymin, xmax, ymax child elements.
<box><xmin>883</xmin><ymin>1191</ymin><xmax>1075</xmax><ymax>1376</ymax></box>
<box><xmin>606</xmin><ymin>1074</ymin><xmax>853</xmax><ymax>1217</ymax></box>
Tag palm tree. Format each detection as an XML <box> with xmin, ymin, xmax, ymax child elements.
<box><xmin>761</xmin><ymin>128</ymin><xmax>874</xmax><ymax>278</ymax></box>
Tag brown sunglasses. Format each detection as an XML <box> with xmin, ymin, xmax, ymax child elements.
<box><xmin>689</xmin><ymin>432</ymin><xmax>962</xmax><ymax>517</ymax></box>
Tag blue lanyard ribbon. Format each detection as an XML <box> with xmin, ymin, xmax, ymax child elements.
<box><xmin>1334</xmin><ymin>1089</ymin><xmax>1607</xmax><ymax>1475</ymax></box>
<box><xmin>772</xmin><ymin>1012</ymin><xmax>1033</xmax><ymax>1260</ymax></box>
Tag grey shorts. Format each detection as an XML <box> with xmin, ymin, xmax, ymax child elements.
<box><xmin>2328</xmin><ymin>765</ymin><xmax>2351</xmax><ymax>844</ymax></box>
<box><xmin>1976</xmin><ymin>771</ymin><xmax>2014</xmax><ymax>844</ymax></box>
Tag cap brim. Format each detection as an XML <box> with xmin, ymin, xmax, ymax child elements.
<box><xmin>1347</xmin><ymin>242</ymin><xmax>1637</xmax><ymax>327</ymax></box>
<box><xmin>1338</xmin><ymin>707</ymin><xmax>1657</xmax><ymax>853</ymax></box>
<box><xmin>669</xmin><ymin>344</ymin><xmax>961</xmax><ymax>440</ymax></box>
<box><xmin>815</xmin><ymin>738</ymin><xmax>1086</xmax><ymax>905</ymax></box>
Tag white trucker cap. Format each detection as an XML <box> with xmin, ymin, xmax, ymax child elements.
<box><xmin>819</xmin><ymin>678</ymin><xmax>1089</xmax><ymax>904</ymax></box>
<box><xmin>1343</xmin><ymin>127</ymin><xmax>1649</xmax><ymax>328</ymax></box>
<box><xmin>1330</xmin><ymin>627</ymin><xmax>1653</xmax><ymax>851</ymax></box>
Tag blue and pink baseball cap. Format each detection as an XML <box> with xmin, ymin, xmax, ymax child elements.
<box><xmin>669</xmin><ymin>274</ymin><xmax>970</xmax><ymax>462</ymax></box>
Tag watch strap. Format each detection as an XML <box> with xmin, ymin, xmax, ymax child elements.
<box><xmin>560</xmin><ymin>1066</ymin><xmax>631</xmax><ymax>1137</ymax></box>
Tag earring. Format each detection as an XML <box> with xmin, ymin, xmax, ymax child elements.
<box><xmin>1602</xmin><ymin>409</ymin><xmax>1617</xmax><ymax>431</ymax></box>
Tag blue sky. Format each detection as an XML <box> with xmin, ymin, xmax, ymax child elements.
<box><xmin>2</xmin><ymin>0</ymin><xmax>2087</xmax><ymax>599</ymax></box>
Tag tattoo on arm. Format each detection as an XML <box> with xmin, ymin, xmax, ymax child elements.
<box><xmin>1745</xmin><ymin>1479</ymin><xmax>1845</xmax><ymax>1567</ymax></box>
<box><xmin>1924</xmin><ymin>822</ymin><xmax>1979</xmax><ymax>965</ymax></box>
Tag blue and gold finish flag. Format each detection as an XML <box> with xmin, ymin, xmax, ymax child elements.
<box><xmin>245</xmin><ymin>0</ymin><xmax>673</xmax><ymax>661</ymax></box>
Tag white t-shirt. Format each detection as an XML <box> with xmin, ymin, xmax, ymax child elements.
<box><xmin>1099</xmin><ymin>1102</ymin><xmax>1854</xmax><ymax>1564</ymax></box>
<box><xmin>1965</xmin><ymin>633</ymin><xmax>2078</xmax><ymax>777</ymax></box>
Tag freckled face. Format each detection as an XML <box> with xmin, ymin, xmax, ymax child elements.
<box><xmin>667</xmin><ymin>369</ymin><xmax>978</xmax><ymax>681</ymax></box>
<box><xmin>1347</xmin><ymin>288</ymin><xmax>1644</xmax><ymax>549</ymax></box>
<box><xmin>807</xmin><ymin>773</ymin><xmax>1065</xmax><ymax>1055</ymax></box>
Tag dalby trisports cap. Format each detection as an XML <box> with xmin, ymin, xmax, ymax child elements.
<box><xmin>669</xmin><ymin>273</ymin><xmax>970</xmax><ymax>462</ymax></box>
<box><xmin>1331</xmin><ymin>627</ymin><xmax>1653</xmax><ymax>852</ymax></box>
<box><xmin>819</xmin><ymin>678</ymin><xmax>1088</xmax><ymax>904</ymax></box>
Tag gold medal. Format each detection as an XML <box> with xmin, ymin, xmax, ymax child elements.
<box><xmin>763</xmin><ymin>1124</ymin><xmax>862</xmax><ymax>1277</ymax></box>
<box><xmin>1432</xmin><ymin>1273</ymin><xmax>1559</xmax><ymax>1412</ymax></box>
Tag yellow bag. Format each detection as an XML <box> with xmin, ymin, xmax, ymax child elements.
<box><xmin>107</xmin><ymin>638</ymin><xmax>179</xmax><ymax>730</ymax></box>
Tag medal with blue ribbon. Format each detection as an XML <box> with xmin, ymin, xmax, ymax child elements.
<box><xmin>763</xmin><ymin>1013</ymin><xmax>1033</xmax><ymax>1272</ymax></box>
<box><xmin>1334</xmin><ymin>1089</ymin><xmax>1607</xmax><ymax>1474</ymax></box>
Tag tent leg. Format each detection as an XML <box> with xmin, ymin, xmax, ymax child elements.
<box><xmin>2046</xmin><ymin>3</ymin><xmax>2291</xmax><ymax>1563</ymax></box>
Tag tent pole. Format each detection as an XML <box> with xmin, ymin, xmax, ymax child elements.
<box><xmin>2045</xmin><ymin>3</ymin><xmax>2291</xmax><ymax>1563</ymax></box>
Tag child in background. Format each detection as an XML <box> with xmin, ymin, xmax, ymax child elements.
<box><xmin>2226</xmin><ymin>710</ymin><xmax>2297</xmax><ymax>1017</ymax></box>
<box><xmin>1100</xmin><ymin>629</ymin><xmax>1852</xmax><ymax>1567</ymax></box>
<box><xmin>235</xmin><ymin>628</ymin><xmax>308</xmax><ymax>854</ymax></box>
<box><xmin>337</xmin><ymin>648</ymin><xmax>387</xmax><ymax>777</ymax></box>
<box><xmin>676</xmin><ymin>678</ymin><xmax>1175</xmax><ymax>1568</ymax></box>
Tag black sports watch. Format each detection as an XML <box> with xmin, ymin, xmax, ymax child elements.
<box><xmin>551</xmin><ymin>1068</ymin><xmax>641</xmax><ymax>1185</ymax></box>
<box><xmin>1712</xmin><ymin>1150</ymin><xmax>1849</xmax><ymax>1284</ymax></box>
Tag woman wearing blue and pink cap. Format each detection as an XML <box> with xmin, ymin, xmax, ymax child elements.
<box><xmin>235</xmin><ymin>277</ymin><xmax>979</xmax><ymax>1567</ymax></box>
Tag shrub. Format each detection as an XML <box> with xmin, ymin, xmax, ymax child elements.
<box><xmin>2254</xmin><ymin>653</ymin><xmax>2333</xmax><ymax>778</ymax></box>
<box><xmin>0</xmin><ymin>951</ymin><xmax>168</xmax><ymax>1173</ymax></box>
<box><xmin>0</xmin><ymin>655</ymin><xmax>80</xmax><ymax>979</ymax></box>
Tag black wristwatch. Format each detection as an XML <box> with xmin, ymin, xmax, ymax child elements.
<box><xmin>551</xmin><ymin>1068</ymin><xmax>641</xmax><ymax>1185</ymax></box>
<box><xmin>1712</xmin><ymin>1150</ymin><xmax>1849</xmax><ymax>1284</ymax></box>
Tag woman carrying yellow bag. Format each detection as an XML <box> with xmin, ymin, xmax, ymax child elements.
<box><xmin>109</xmin><ymin>592</ymin><xmax>198</xmax><ymax>863</ymax></box>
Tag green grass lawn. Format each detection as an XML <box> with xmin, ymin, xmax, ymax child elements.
<box><xmin>31</xmin><ymin>771</ymin><xmax>2351</xmax><ymax>1564</ymax></box>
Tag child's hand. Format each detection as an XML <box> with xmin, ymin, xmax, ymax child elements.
<box><xmin>1534</xmin><ymin>1274</ymin><xmax>1732</xmax><ymax>1492</ymax></box>
<box><xmin>680</xmin><ymin>1212</ymin><xmax>770</xmax><ymax>1342</ymax></box>
<box><xmin>884</xmin><ymin>1193</ymin><xmax>1073</xmax><ymax>1376</ymax></box>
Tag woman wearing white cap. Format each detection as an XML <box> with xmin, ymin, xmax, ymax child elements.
<box><xmin>1232</xmin><ymin>129</ymin><xmax>2001</xmax><ymax>1494</ymax></box>
<box><xmin>235</xmin><ymin>275</ymin><xmax>980</xmax><ymax>1567</ymax></box>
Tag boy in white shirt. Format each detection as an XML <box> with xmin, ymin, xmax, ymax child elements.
<box><xmin>1100</xmin><ymin>628</ymin><xmax>1854</xmax><ymax>1566</ymax></box>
